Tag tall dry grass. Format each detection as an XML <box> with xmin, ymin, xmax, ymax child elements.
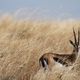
<box><xmin>0</xmin><ymin>16</ymin><xmax>80</xmax><ymax>80</ymax></box>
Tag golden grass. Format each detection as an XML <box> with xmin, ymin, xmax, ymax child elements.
<box><xmin>0</xmin><ymin>16</ymin><xmax>80</xmax><ymax>80</ymax></box>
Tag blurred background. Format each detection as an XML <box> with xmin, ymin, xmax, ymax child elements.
<box><xmin>0</xmin><ymin>0</ymin><xmax>80</xmax><ymax>21</ymax></box>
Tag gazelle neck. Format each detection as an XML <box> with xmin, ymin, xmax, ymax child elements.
<box><xmin>71</xmin><ymin>49</ymin><xmax>78</xmax><ymax>62</ymax></box>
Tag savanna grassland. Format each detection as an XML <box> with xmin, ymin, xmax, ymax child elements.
<box><xmin>0</xmin><ymin>16</ymin><xmax>80</xmax><ymax>80</ymax></box>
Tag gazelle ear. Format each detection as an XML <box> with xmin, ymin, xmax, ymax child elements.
<box><xmin>69</xmin><ymin>40</ymin><xmax>75</xmax><ymax>47</ymax></box>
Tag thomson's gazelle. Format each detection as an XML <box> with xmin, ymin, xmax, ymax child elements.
<box><xmin>39</xmin><ymin>28</ymin><xmax>80</xmax><ymax>70</ymax></box>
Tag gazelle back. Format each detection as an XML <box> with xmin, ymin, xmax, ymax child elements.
<box><xmin>39</xmin><ymin>28</ymin><xmax>80</xmax><ymax>70</ymax></box>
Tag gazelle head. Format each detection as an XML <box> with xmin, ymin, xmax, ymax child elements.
<box><xmin>69</xmin><ymin>28</ymin><xmax>80</xmax><ymax>55</ymax></box>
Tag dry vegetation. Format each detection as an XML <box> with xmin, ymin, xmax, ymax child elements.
<box><xmin>0</xmin><ymin>16</ymin><xmax>80</xmax><ymax>80</ymax></box>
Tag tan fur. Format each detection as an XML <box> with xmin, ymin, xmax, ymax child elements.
<box><xmin>39</xmin><ymin>28</ymin><xmax>80</xmax><ymax>70</ymax></box>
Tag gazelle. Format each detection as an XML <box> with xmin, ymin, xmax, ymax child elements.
<box><xmin>39</xmin><ymin>28</ymin><xmax>80</xmax><ymax>70</ymax></box>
